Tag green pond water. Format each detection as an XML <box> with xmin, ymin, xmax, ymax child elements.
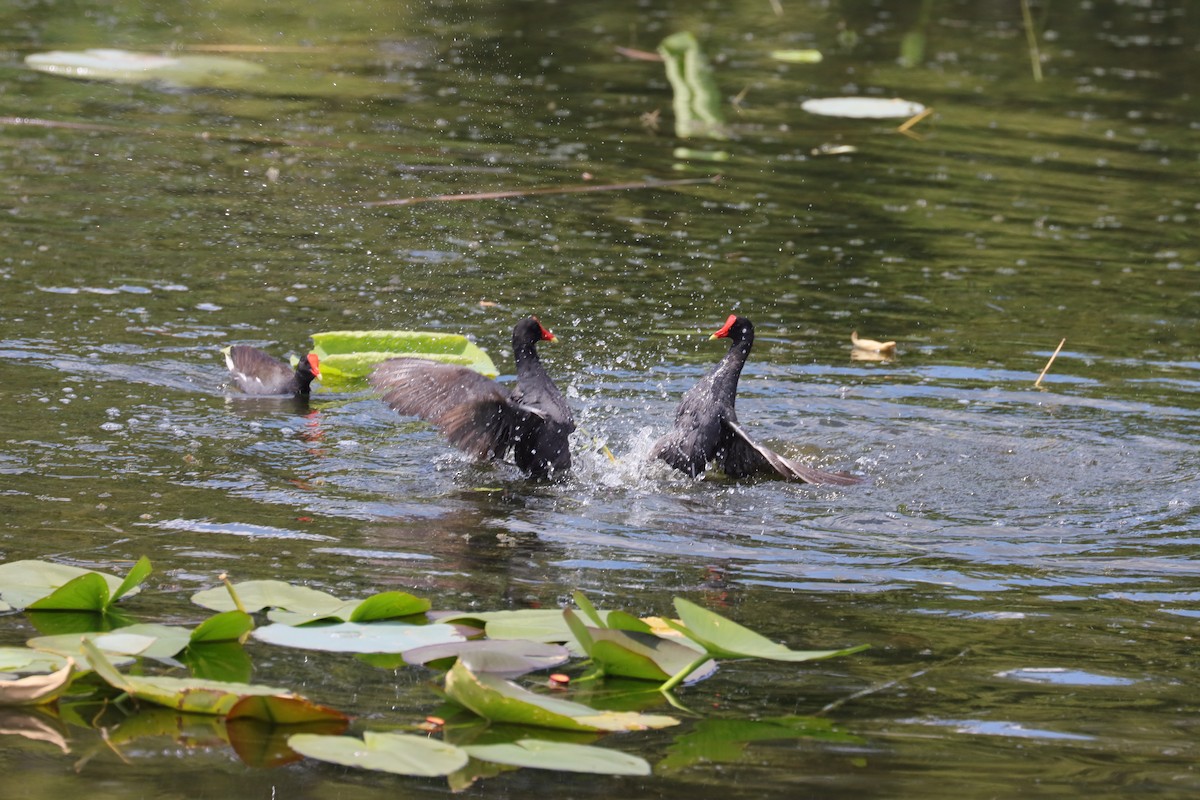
<box><xmin>1</xmin><ymin>0</ymin><xmax>1198</xmax><ymax>797</ymax></box>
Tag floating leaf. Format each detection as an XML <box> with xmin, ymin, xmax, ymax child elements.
<box><xmin>25</xmin><ymin>49</ymin><xmax>266</xmax><ymax>88</ymax></box>
<box><xmin>191</xmin><ymin>579</ymin><xmax>348</xmax><ymax>619</ymax></box>
<box><xmin>799</xmin><ymin>97</ymin><xmax>926</xmax><ymax>119</ymax></box>
<box><xmin>0</xmin><ymin>647</ymin><xmax>71</xmax><ymax>674</ymax></box>
<box><xmin>658</xmin><ymin>32</ymin><xmax>728</xmax><ymax>140</ymax></box>
<box><xmin>110</xmin><ymin>556</ymin><xmax>153</xmax><ymax>602</ymax></box>
<box><xmin>348</xmin><ymin>591</ymin><xmax>431</xmax><ymax>622</ymax></box>
<box><xmin>668</xmin><ymin>599</ymin><xmax>869</xmax><ymax>662</ymax></box>
<box><xmin>0</xmin><ymin>660</ymin><xmax>75</xmax><ymax>706</ymax></box>
<box><xmin>403</xmin><ymin>640</ymin><xmax>571</xmax><ymax>677</ymax></box>
<box><xmin>29</xmin><ymin>623</ymin><xmax>190</xmax><ymax>662</ymax></box>
<box><xmin>0</xmin><ymin>559</ymin><xmax>132</xmax><ymax>610</ymax></box>
<box><xmin>439</xmin><ymin>609</ymin><xmax>579</xmax><ymax>648</ymax></box>
<box><xmin>82</xmin><ymin>639</ymin><xmax>346</xmax><ymax>722</ymax></box>
<box><xmin>443</xmin><ymin>660</ymin><xmax>678</xmax><ymax>732</ymax></box>
<box><xmin>311</xmin><ymin>329</ymin><xmax>499</xmax><ymax>390</ymax></box>
<box><xmin>252</xmin><ymin>621</ymin><xmax>467</xmax><ymax>654</ymax></box>
<box><xmin>464</xmin><ymin>739</ymin><xmax>651</xmax><ymax>776</ymax></box>
<box><xmin>288</xmin><ymin>731</ymin><xmax>468</xmax><ymax>777</ymax></box>
<box><xmin>564</xmin><ymin>610</ymin><xmax>714</xmax><ymax>684</ymax></box>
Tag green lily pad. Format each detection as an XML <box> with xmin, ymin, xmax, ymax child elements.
<box><xmin>288</xmin><ymin>731</ymin><xmax>469</xmax><ymax>777</ymax></box>
<box><xmin>438</xmin><ymin>609</ymin><xmax>580</xmax><ymax>649</ymax></box>
<box><xmin>464</xmin><ymin>739</ymin><xmax>651</xmax><ymax>775</ymax></box>
<box><xmin>311</xmin><ymin>329</ymin><xmax>499</xmax><ymax>390</ymax></box>
<box><xmin>0</xmin><ymin>558</ymin><xmax>148</xmax><ymax>611</ymax></box>
<box><xmin>83</xmin><ymin>639</ymin><xmax>346</xmax><ymax>722</ymax></box>
<box><xmin>443</xmin><ymin>660</ymin><xmax>678</xmax><ymax>733</ymax></box>
<box><xmin>252</xmin><ymin>621</ymin><xmax>467</xmax><ymax>654</ymax></box>
<box><xmin>668</xmin><ymin>598</ymin><xmax>869</xmax><ymax>662</ymax></box>
<box><xmin>25</xmin><ymin>49</ymin><xmax>265</xmax><ymax>89</ymax></box>
<box><xmin>192</xmin><ymin>580</ymin><xmax>429</xmax><ymax>626</ymax></box>
<box><xmin>403</xmin><ymin>640</ymin><xmax>571</xmax><ymax>677</ymax></box>
<box><xmin>0</xmin><ymin>647</ymin><xmax>71</xmax><ymax>675</ymax></box>
<box><xmin>30</xmin><ymin>623</ymin><xmax>193</xmax><ymax>662</ymax></box>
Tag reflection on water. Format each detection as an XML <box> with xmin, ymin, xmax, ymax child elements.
<box><xmin>2</xmin><ymin>0</ymin><xmax>1199</xmax><ymax>797</ymax></box>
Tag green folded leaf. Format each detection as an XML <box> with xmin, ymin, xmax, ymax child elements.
<box><xmin>669</xmin><ymin>599</ymin><xmax>869</xmax><ymax>662</ymax></box>
<box><xmin>288</xmin><ymin>731</ymin><xmax>468</xmax><ymax>777</ymax></box>
<box><xmin>443</xmin><ymin>660</ymin><xmax>678</xmax><ymax>732</ymax></box>
<box><xmin>111</xmin><ymin>556</ymin><xmax>153</xmax><ymax>602</ymax></box>
<box><xmin>564</xmin><ymin>610</ymin><xmax>713</xmax><ymax>683</ymax></box>
<box><xmin>0</xmin><ymin>559</ymin><xmax>127</xmax><ymax>610</ymax></box>
<box><xmin>464</xmin><ymin>739</ymin><xmax>651</xmax><ymax>775</ymax></box>
<box><xmin>190</xmin><ymin>610</ymin><xmax>255</xmax><ymax>643</ymax></box>
<box><xmin>348</xmin><ymin>591</ymin><xmax>431</xmax><ymax>622</ymax></box>
<box><xmin>26</xmin><ymin>573</ymin><xmax>110</xmax><ymax>612</ymax></box>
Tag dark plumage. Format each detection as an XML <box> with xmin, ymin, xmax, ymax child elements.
<box><xmin>651</xmin><ymin>315</ymin><xmax>862</xmax><ymax>485</ymax></box>
<box><xmin>224</xmin><ymin>345</ymin><xmax>320</xmax><ymax>396</ymax></box>
<box><xmin>369</xmin><ymin>317</ymin><xmax>575</xmax><ymax>479</ymax></box>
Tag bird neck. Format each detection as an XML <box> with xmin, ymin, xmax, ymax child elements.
<box><xmin>709</xmin><ymin>336</ymin><xmax>752</xmax><ymax>401</ymax></box>
<box><xmin>514</xmin><ymin>341</ymin><xmax>547</xmax><ymax>383</ymax></box>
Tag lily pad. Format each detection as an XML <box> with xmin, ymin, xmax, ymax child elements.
<box><xmin>190</xmin><ymin>610</ymin><xmax>255</xmax><ymax>644</ymax></box>
<box><xmin>0</xmin><ymin>647</ymin><xmax>72</xmax><ymax>675</ymax></box>
<box><xmin>464</xmin><ymin>739</ymin><xmax>651</xmax><ymax>776</ymax></box>
<box><xmin>30</xmin><ymin>623</ymin><xmax>193</xmax><ymax>662</ymax></box>
<box><xmin>192</xmin><ymin>580</ymin><xmax>429</xmax><ymax>626</ymax></box>
<box><xmin>800</xmin><ymin>97</ymin><xmax>926</xmax><ymax>119</ymax></box>
<box><xmin>438</xmin><ymin>609</ymin><xmax>580</xmax><ymax>648</ymax></box>
<box><xmin>443</xmin><ymin>660</ymin><xmax>678</xmax><ymax>732</ymax></box>
<box><xmin>252</xmin><ymin>621</ymin><xmax>467</xmax><ymax>654</ymax></box>
<box><xmin>311</xmin><ymin>330</ymin><xmax>499</xmax><ymax>390</ymax></box>
<box><xmin>288</xmin><ymin>731</ymin><xmax>469</xmax><ymax>777</ymax></box>
<box><xmin>0</xmin><ymin>558</ymin><xmax>148</xmax><ymax>611</ymax></box>
<box><xmin>25</xmin><ymin>49</ymin><xmax>265</xmax><ymax>88</ymax></box>
<box><xmin>667</xmin><ymin>598</ymin><xmax>869</xmax><ymax>663</ymax></box>
<box><xmin>83</xmin><ymin>639</ymin><xmax>346</xmax><ymax>722</ymax></box>
<box><xmin>403</xmin><ymin>640</ymin><xmax>571</xmax><ymax>677</ymax></box>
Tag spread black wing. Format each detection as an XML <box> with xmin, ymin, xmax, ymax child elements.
<box><xmin>719</xmin><ymin>419</ymin><xmax>863</xmax><ymax>486</ymax></box>
<box><xmin>370</xmin><ymin>357</ymin><xmax>520</xmax><ymax>460</ymax></box>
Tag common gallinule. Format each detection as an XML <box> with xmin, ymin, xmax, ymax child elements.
<box><xmin>370</xmin><ymin>316</ymin><xmax>575</xmax><ymax>479</ymax></box>
<box><xmin>652</xmin><ymin>315</ymin><xmax>862</xmax><ymax>485</ymax></box>
<box><xmin>223</xmin><ymin>345</ymin><xmax>320</xmax><ymax>397</ymax></box>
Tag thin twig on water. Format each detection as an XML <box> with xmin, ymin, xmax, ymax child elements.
<box><xmin>362</xmin><ymin>175</ymin><xmax>722</xmax><ymax>207</ymax></box>
<box><xmin>1034</xmin><ymin>338</ymin><xmax>1066</xmax><ymax>389</ymax></box>
<box><xmin>897</xmin><ymin>106</ymin><xmax>934</xmax><ymax>135</ymax></box>
<box><xmin>817</xmin><ymin>648</ymin><xmax>971</xmax><ymax>716</ymax></box>
<box><xmin>1020</xmin><ymin>0</ymin><xmax>1044</xmax><ymax>82</ymax></box>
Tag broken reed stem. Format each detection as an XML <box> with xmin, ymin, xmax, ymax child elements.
<box><xmin>1034</xmin><ymin>337</ymin><xmax>1066</xmax><ymax>388</ymax></box>
<box><xmin>1020</xmin><ymin>0</ymin><xmax>1044</xmax><ymax>82</ymax></box>
<box><xmin>363</xmin><ymin>174</ymin><xmax>722</xmax><ymax>207</ymax></box>
<box><xmin>896</xmin><ymin>106</ymin><xmax>934</xmax><ymax>134</ymax></box>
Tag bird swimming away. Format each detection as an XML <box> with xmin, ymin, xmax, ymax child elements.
<box><xmin>223</xmin><ymin>345</ymin><xmax>320</xmax><ymax>397</ymax></box>
<box><xmin>370</xmin><ymin>316</ymin><xmax>575</xmax><ymax>479</ymax></box>
<box><xmin>651</xmin><ymin>315</ymin><xmax>863</xmax><ymax>485</ymax></box>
